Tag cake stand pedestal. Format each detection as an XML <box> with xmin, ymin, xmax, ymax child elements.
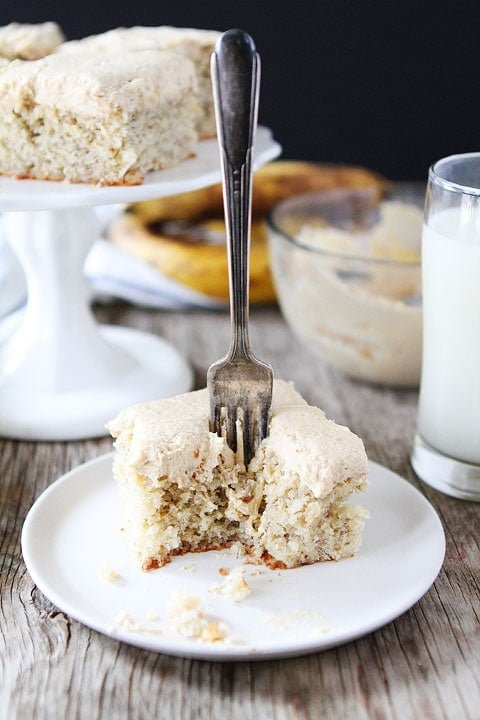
<box><xmin>0</xmin><ymin>128</ymin><xmax>281</xmax><ymax>440</ymax></box>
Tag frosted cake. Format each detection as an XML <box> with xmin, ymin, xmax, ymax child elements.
<box><xmin>0</xmin><ymin>21</ymin><xmax>65</xmax><ymax>60</ymax></box>
<box><xmin>0</xmin><ymin>48</ymin><xmax>198</xmax><ymax>185</ymax></box>
<box><xmin>108</xmin><ymin>380</ymin><xmax>368</xmax><ymax>571</ymax></box>
<box><xmin>58</xmin><ymin>26</ymin><xmax>221</xmax><ymax>138</ymax></box>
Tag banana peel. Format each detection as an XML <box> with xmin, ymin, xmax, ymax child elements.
<box><xmin>108</xmin><ymin>160</ymin><xmax>388</xmax><ymax>304</ymax></box>
<box><xmin>109</xmin><ymin>215</ymin><xmax>274</xmax><ymax>303</ymax></box>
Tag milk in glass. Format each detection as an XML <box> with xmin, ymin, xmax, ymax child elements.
<box><xmin>418</xmin><ymin>206</ymin><xmax>480</xmax><ymax>464</ymax></box>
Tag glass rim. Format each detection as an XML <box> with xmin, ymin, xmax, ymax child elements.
<box><xmin>430</xmin><ymin>152</ymin><xmax>480</xmax><ymax>197</ymax></box>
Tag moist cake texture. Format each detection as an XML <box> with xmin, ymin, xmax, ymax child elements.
<box><xmin>58</xmin><ymin>26</ymin><xmax>220</xmax><ymax>138</ymax></box>
<box><xmin>0</xmin><ymin>48</ymin><xmax>198</xmax><ymax>185</ymax></box>
<box><xmin>108</xmin><ymin>380</ymin><xmax>368</xmax><ymax>571</ymax></box>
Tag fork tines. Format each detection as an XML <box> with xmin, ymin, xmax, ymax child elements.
<box><xmin>208</xmin><ymin>358</ymin><xmax>273</xmax><ymax>467</ymax></box>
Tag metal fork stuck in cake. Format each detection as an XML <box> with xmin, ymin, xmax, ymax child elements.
<box><xmin>207</xmin><ymin>29</ymin><xmax>273</xmax><ymax>467</ymax></box>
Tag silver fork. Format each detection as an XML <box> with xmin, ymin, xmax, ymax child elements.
<box><xmin>207</xmin><ymin>29</ymin><xmax>273</xmax><ymax>467</ymax></box>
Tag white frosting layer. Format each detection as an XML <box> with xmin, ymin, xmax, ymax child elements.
<box><xmin>108</xmin><ymin>379</ymin><xmax>367</xmax><ymax>499</ymax></box>
<box><xmin>59</xmin><ymin>26</ymin><xmax>221</xmax><ymax>54</ymax></box>
<box><xmin>256</xmin><ymin>405</ymin><xmax>367</xmax><ymax>498</ymax></box>
<box><xmin>0</xmin><ymin>48</ymin><xmax>197</xmax><ymax>116</ymax></box>
<box><xmin>109</xmin><ymin>387</ymin><xmax>231</xmax><ymax>485</ymax></box>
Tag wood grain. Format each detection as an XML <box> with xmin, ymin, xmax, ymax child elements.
<box><xmin>1</xmin><ymin>244</ymin><xmax>480</xmax><ymax>719</ymax></box>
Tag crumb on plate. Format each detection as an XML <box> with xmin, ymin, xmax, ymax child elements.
<box><xmin>98</xmin><ymin>564</ymin><xmax>121</xmax><ymax>582</ymax></box>
<box><xmin>168</xmin><ymin>590</ymin><xmax>228</xmax><ymax>642</ymax></box>
<box><xmin>210</xmin><ymin>566</ymin><xmax>251</xmax><ymax>602</ymax></box>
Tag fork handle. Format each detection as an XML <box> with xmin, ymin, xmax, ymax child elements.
<box><xmin>211</xmin><ymin>29</ymin><xmax>260</xmax><ymax>359</ymax></box>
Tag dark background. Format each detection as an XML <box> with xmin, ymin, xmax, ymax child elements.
<box><xmin>1</xmin><ymin>0</ymin><xmax>478</xmax><ymax>182</ymax></box>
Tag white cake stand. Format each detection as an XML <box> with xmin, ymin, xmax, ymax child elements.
<box><xmin>0</xmin><ymin>127</ymin><xmax>281</xmax><ymax>440</ymax></box>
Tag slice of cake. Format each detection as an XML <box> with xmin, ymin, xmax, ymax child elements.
<box><xmin>0</xmin><ymin>48</ymin><xmax>198</xmax><ymax>185</ymax></box>
<box><xmin>108</xmin><ymin>380</ymin><xmax>368</xmax><ymax>571</ymax></box>
<box><xmin>58</xmin><ymin>26</ymin><xmax>221</xmax><ymax>138</ymax></box>
<box><xmin>0</xmin><ymin>21</ymin><xmax>65</xmax><ymax>60</ymax></box>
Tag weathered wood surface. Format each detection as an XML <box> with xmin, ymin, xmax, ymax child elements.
<box><xmin>1</xmin><ymin>292</ymin><xmax>479</xmax><ymax>719</ymax></box>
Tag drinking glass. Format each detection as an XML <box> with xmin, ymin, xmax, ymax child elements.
<box><xmin>411</xmin><ymin>152</ymin><xmax>480</xmax><ymax>501</ymax></box>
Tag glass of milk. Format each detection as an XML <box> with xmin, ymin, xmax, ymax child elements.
<box><xmin>411</xmin><ymin>152</ymin><xmax>480</xmax><ymax>501</ymax></box>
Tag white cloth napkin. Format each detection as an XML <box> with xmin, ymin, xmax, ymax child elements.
<box><xmin>85</xmin><ymin>239</ymin><xmax>225</xmax><ymax>311</ymax></box>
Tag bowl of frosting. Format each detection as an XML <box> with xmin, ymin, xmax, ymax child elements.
<box><xmin>267</xmin><ymin>187</ymin><xmax>423</xmax><ymax>387</ymax></box>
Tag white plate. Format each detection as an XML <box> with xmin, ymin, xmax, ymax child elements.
<box><xmin>21</xmin><ymin>454</ymin><xmax>445</xmax><ymax>661</ymax></box>
<box><xmin>0</xmin><ymin>126</ymin><xmax>280</xmax><ymax>211</ymax></box>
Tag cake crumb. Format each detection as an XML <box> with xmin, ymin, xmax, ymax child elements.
<box><xmin>201</xmin><ymin>621</ymin><xmax>228</xmax><ymax>643</ymax></box>
<box><xmin>217</xmin><ymin>542</ymin><xmax>245</xmax><ymax>559</ymax></box>
<box><xmin>98</xmin><ymin>564</ymin><xmax>120</xmax><ymax>582</ymax></box>
<box><xmin>168</xmin><ymin>591</ymin><xmax>228</xmax><ymax>642</ymax></box>
<box><xmin>146</xmin><ymin>611</ymin><xmax>158</xmax><ymax>621</ymax></box>
<box><xmin>112</xmin><ymin>612</ymin><xmax>143</xmax><ymax>632</ymax></box>
<box><xmin>218</xmin><ymin>567</ymin><xmax>229</xmax><ymax>576</ymax></box>
<box><xmin>210</xmin><ymin>566</ymin><xmax>251</xmax><ymax>602</ymax></box>
<box><xmin>111</xmin><ymin>611</ymin><xmax>163</xmax><ymax>636</ymax></box>
<box><xmin>266</xmin><ymin>609</ymin><xmax>333</xmax><ymax>636</ymax></box>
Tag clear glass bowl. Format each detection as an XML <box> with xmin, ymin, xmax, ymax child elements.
<box><xmin>267</xmin><ymin>188</ymin><xmax>423</xmax><ymax>387</ymax></box>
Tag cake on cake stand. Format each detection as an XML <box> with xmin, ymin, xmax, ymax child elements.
<box><xmin>0</xmin><ymin>127</ymin><xmax>281</xmax><ymax>440</ymax></box>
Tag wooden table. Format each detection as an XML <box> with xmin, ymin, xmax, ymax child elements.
<box><xmin>1</xmin><ymin>291</ymin><xmax>479</xmax><ymax>719</ymax></box>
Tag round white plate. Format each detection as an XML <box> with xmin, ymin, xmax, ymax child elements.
<box><xmin>21</xmin><ymin>454</ymin><xmax>445</xmax><ymax>661</ymax></box>
<box><xmin>0</xmin><ymin>127</ymin><xmax>280</xmax><ymax>211</ymax></box>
